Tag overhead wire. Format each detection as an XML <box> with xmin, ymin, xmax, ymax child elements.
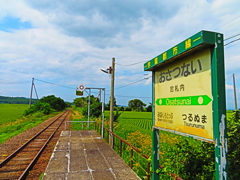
<box><xmin>224</xmin><ymin>33</ymin><xmax>240</xmax><ymax>41</ymax></box>
<box><xmin>115</xmin><ymin>76</ymin><xmax>152</xmax><ymax>90</ymax></box>
<box><xmin>214</xmin><ymin>14</ymin><xmax>240</xmax><ymax>31</ymax></box>
<box><xmin>224</xmin><ymin>37</ymin><xmax>240</xmax><ymax>46</ymax></box>
<box><xmin>116</xmin><ymin>61</ymin><xmax>146</xmax><ymax>66</ymax></box>
<box><xmin>34</xmin><ymin>78</ymin><xmax>75</xmax><ymax>90</ymax></box>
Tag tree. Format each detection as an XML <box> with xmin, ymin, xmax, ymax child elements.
<box><xmin>128</xmin><ymin>99</ymin><xmax>146</xmax><ymax>111</ymax></box>
<box><xmin>82</xmin><ymin>101</ymin><xmax>102</xmax><ymax>118</ymax></box>
<box><xmin>105</xmin><ymin>96</ymin><xmax>117</xmax><ymax>110</ymax></box>
<box><xmin>74</xmin><ymin>97</ymin><xmax>87</xmax><ymax>107</ymax></box>
<box><xmin>39</xmin><ymin>95</ymin><xmax>67</xmax><ymax>111</ymax></box>
<box><xmin>146</xmin><ymin>103</ymin><xmax>152</xmax><ymax>112</ymax></box>
<box><xmin>81</xmin><ymin>95</ymin><xmax>102</xmax><ymax>118</ymax></box>
<box><xmin>24</xmin><ymin>101</ymin><xmax>52</xmax><ymax>116</ymax></box>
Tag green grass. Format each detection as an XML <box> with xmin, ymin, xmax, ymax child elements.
<box><xmin>0</xmin><ymin>104</ymin><xmax>59</xmax><ymax>144</ymax></box>
<box><xmin>0</xmin><ymin>104</ymin><xmax>29</xmax><ymax>125</ymax></box>
<box><xmin>105</xmin><ymin>111</ymin><xmax>152</xmax><ymax>137</ymax></box>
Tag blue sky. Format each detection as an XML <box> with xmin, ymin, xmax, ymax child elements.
<box><xmin>0</xmin><ymin>0</ymin><xmax>240</xmax><ymax>109</ymax></box>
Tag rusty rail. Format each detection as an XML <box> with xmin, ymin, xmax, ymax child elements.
<box><xmin>0</xmin><ymin>109</ymin><xmax>71</xmax><ymax>179</ymax></box>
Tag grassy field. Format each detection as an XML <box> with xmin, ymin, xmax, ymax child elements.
<box><xmin>0</xmin><ymin>104</ymin><xmax>29</xmax><ymax>125</ymax></box>
<box><xmin>0</xmin><ymin>104</ymin><xmax>58</xmax><ymax>144</ymax></box>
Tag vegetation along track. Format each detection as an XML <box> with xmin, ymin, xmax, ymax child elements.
<box><xmin>0</xmin><ymin>109</ymin><xmax>71</xmax><ymax>180</ymax></box>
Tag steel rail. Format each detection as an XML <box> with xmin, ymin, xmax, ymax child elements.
<box><xmin>19</xmin><ymin>109</ymin><xmax>71</xmax><ymax>180</ymax></box>
<box><xmin>0</xmin><ymin>109</ymin><xmax>71</xmax><ymax>179</ymax></box>
<box><xmin>0</xmin><ymin>110</ymin><xmax>66</xmax><ymax>167</ymax></box>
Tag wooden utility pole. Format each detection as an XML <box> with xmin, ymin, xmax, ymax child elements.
<box><xmin>109</xmin><ymin>58</ymin><xmax>115</xmax><ymax>148</ymax></box>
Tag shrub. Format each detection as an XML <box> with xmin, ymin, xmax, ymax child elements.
<box><xmin>82</xmin><ymin>101</ymin><xmax>102</xmax><ymax>118</ymax></box>
<box><xmin>227</xmin><ymin>110</ymin><xmax>240</xmax><ymax>179</ymax></box>
<box><xmin>39</xmin><ymin>95</ymin><xmax>67</xmax><ymax>111</ymax></box>
<box><xmin>24</xmin><ymin>102</ymin><xmax>53</xmax><ymax>116</ymax></box>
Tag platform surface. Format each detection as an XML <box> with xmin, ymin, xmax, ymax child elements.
<box><xmin>42</xmin><ymin>130</ymin><xmax>140</xmax><ymax>180</ymax></box>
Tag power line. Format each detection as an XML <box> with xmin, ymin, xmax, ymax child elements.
<box><xmin>224</xmin><ymin>37</ymin><xmax>240</xmax><ymax>46</ymax></box>
<box><xmin>225</xmin><ymin>75</ymin><xmax>233</xmax><ymax>81</ymax></box>
<box><xmin>224</xmin><ymin>33</ymin><xmax>240</xmax><ymax>41</ymax></box>
<box><xmin>115</xmin><ymin>76</ymin><xmax>152</xmax><ymax>90</ymax></box>
<box><xmin>116</xmin><ymin>61</ymin><xmax>146</xmax><ymax>66</ymax></box>
<box><xmin>34</xmin><ymin>78</ymin><xmax>75</xmax><ymax>90</ymax></box>
<box><xmin>214</xmin><ymin>14</ymin><xmax>240</xmax><ymax>31</ymax></box>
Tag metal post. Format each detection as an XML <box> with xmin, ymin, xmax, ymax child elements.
<box><xmin>102</xmin><ymin>88</ymin><xmax>105</xmax><ymax>138</ymax></box>
<box><xmin>33</xmin><ymin>83</ymin><xmax>39</xmax><ymax>100</ymax></box>
<box><xmin>233</xmin><ymin>74</ymin><xmax>238</xmax><ymax>110</ymax></box>
<box><xmin>212</xmin><ymin>33</ymin><xmax>228</xmax><ymax>180</ymax></box>
<box><xmin>88</xmin><ymin>89</ymin><xmax>91</xmax><ymax>130</ymax></box>
<box><xmin>109</xmin><ymin>57</ymin><xmax>115</xmax><ymax>148</ymax></box>
<box><xmin>29</xmin><ymin>78</ymin><xmax>34</xmax><ymax>107</ymax></box>
<box><xmin>152</xmin><ymin>71</ymin><xmax>160</xmax><ymax>180</ymax></box>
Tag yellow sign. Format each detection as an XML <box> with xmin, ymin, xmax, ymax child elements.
<box><xmin>154</xmin><ymin>49</ymin><xmax>213</xmax><ymax>140</ymax></box>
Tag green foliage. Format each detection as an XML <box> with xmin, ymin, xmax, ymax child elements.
<box><xmin>227</xmin><ymin>110</ymin><xmax>240</xmax><ymax>179</ymax></box>
<box><xmin>24</xmin><ymin>102</ymin><xmax>53</xmax><ymax>116</ymax></box>
<box><xmin>24</xmin><ymin>95</ymin><xmax>67</xmax><ymax>116</ymax></box>
<box><xmin>172</xmin><ymin>138</ymin><xmax>215</xmax><ymax>180</ymax></box>
<box><xmin>145</xmin><ymin>103</ymin><xmax>152</xmax><ymax>112</ymax></box>
<box><xmin>124</xmin><ymin>107</ymin><xmax>132</xmax><ymax>111</ymax></box>
<box><xmin>39</xmin><ymin>95</ymin><xmax>67</xmax><ymax>111</ymax></box>
<box><xmin>128</xmin><ymin>99</ymin><xmax>146</xmax><ymax>111</ymax></box>
<box><xmin>82</xmin><ymin>101</ymin><xmax>102</xmax><ymax>118</ymax></box>
<box><xmin>118</xmin><ymin>106</ymin><xmax>124</xmax><ymax>111</ymax></box>
<box><xmin>113</xmin><ymin>109</ymin><xmax>122</xmax><ymax>122</ymax></box>
<box><xmin>105</xmin><ymin>96</ymin><xmax>117</xmax><ymax>110</ymax></box>
<box><xmin>74</xmin><ymin>97</ymin><xmax>87</xmax><ymax>107</ymax></box>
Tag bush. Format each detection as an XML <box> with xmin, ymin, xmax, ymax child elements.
<box><xmin>227</xmin><ymin>110</ymin><xmax>240</xmax><ymax>179</ymax></box>
<box><xmin>124</xmin><ymin>107</ymin><xmax>132</xmax><ymax>111</ymax></box>
<box><xmin>39</xmin><ymin>95</ymin><xmax>67</xmax><ymax>111</ymax></box>
<box><xmin>24</xmin><ymin>102</ymin><xmax>53</xmax><ymax>116</ymax></box>
<box><xmin>82</xmin><ymin>101</ymin><xmax>102</xmax><ymax>118</ymax></box>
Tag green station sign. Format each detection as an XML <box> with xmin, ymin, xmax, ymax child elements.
<box><xmin>145</xmin><ymin>30</ymin><xmax>228</xmax><ymax>180</ymax></box>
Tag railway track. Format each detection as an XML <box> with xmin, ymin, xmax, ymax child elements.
<box><xmin>0</xmin><ymin>109</ymin><xmax>71</xmax><ymax>180</ymax></box>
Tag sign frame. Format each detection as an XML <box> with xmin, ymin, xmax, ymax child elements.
<box><xmin>144</xmin><ymin>30</ymin><xmax>227</xmax><ymax>180</ymax></box>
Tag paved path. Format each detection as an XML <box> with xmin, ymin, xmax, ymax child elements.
<box><xmin>42</xmin><ymin>130</ymin><xmax>140</xmax><ymax>180</ymax></box>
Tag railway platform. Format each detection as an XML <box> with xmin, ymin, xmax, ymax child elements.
<box><xmin>42</xmin><ymin>130</ymin><xmax>140</xmax><ymax>180</ymax></box>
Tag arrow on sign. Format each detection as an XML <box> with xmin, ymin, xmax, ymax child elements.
<box><xmin>156</xmin><ymin>95</ymin><xmax>212</xmax><ymax>106</ymax></box>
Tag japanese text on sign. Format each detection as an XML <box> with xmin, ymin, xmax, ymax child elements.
<box><xmin>158</xmin><ymin>59</ymin><xmax>202</xmax><ymax>83</ymax></box>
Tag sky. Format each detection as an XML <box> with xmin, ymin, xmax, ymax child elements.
<box><xmin>0</xmin><ymin>0</ymin><xmax>240</xmax><ymax>109</ymax></box>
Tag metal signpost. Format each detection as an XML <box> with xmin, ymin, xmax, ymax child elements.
<box><xmin>75</xmin><ymin>85</ymin><xmax>105</xmax><ymax>138</ymax></box>
<box><xmin>85</xmin><ymin>87</ymin><xmax>105</xmax><ymax>138</ymax></box>
<box><xmin>144</xmin><ymin>30</ymin><xmax>227</xmax><ymax>180</ymax></box>
<box><xmin>76</xmin><ymin>84</ymin><xmax>86</xmax><ymax>96</ymax></box>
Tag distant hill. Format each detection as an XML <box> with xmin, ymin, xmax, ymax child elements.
<box><xmin>0</xmin><ymin>96</ymin><xmax>38</xmax><ymax>104</ymax></box>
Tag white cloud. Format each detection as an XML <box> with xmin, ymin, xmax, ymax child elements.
<box><xmin>226</xmin><ymin>84</ymin><xmax>234</xmax><ymax>90</ymax></box>
<box><xmin>1</xmin><ymin>0</ymin><xmax>240</xmax><ymax>106</ymax></box>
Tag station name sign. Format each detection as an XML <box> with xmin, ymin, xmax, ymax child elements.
<box><xmin>145</xmin><ymin>30</ymin><xmax>224</xmax><ymax>142</ymax></box>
